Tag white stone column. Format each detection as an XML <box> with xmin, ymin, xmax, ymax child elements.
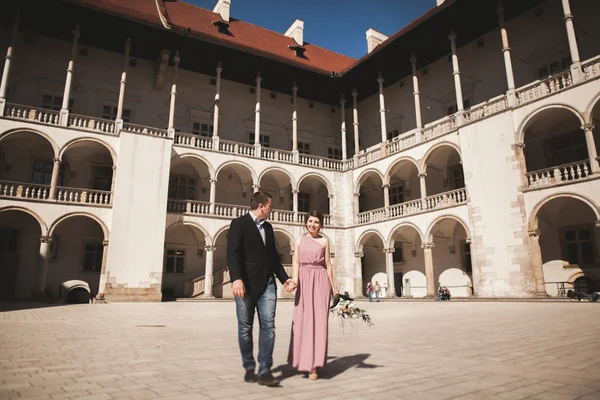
<box><xmin>561</xmin><ymin>0</ymin><xmax>582</xmax><ymax>82</ymax></box>
<box><xmin>419</xmin><ymin>172</ymin><xmax>427</xmax><ymax>209</ymax></box>
<box><xmin>448</xmin><ymin>30</ymin><xmax>465</xmax><ymax>125</ymax></box>
<box><xmin>34</xmin><ymin>236</ymin><xmax>52</xmax><ymax>296</ymax></box>
<box><xmin>213</xmin><ymin>63</ymin><xmax>222</xmax><ymax>144</ymax></box>
<box><xmin>382</xmin><ymin>183</ymin><xmax>390</xmax><ymax>208</ymax></box>
<box><xmin>496</xmin><ymin>2</ymin><xmax>516</xmax><ymax>106</ymax></box>
<box><xmin>292</xmin><ymin>82</ymin><xmax>299</xmax><ymax>162</ymax></box>
<box><xmin>59</xmin><ymin>26</ymin><xmax>80</xmax><ymax>126</ymax></box>
<box><xmin>582</xmin><ymin>124</ymin><xmax>599</xmax><ymax>173</ymax></box>
<box><xmin>115</xmin><ymin>39</ymin><xmax>130</xmax><ymax>131</ymax></box>
<box><xmin>96</xmin><ymin>240</ymin><xmax>109</xmax><ymax>301</ymax></box>
<box><xmin>351</xmin><ymin>88</ymin><xmax>360</xmax><ymax>156</ymax></box>
<box><xmin>254</xmin><ymin>73</ymin><xmax>262</xmax><ymax>152</ymax></box>
<box><xmin>0</xmin><ymin>10</ymin><xmax>20</xmax><ymax>115</ymax></box>
<box><xmin>328</xmin><ymin>194</ymin><xmax>334</xmax><ymax>217</ymax></box>
<box><xmin>203</xmin><ymin>246</ymin><xmax>216</xmax><ymax>298</ymax></box>
<box><xmin>49</xmin><ymin>158</ymin><xmax>61</xmax><ymax>199</ymax></box>
<box><xmin>377</xmin><ymin>73</ymin><xmax>388</xmax><ymax>145</ymax></box>
<box><xmin>384</xmin><ymin>248</ymin><xmax>396</xmax><ymax>297</ymax></box>
<box><xmin>422</xmin><ymin>242</ymin><xmax>436</xmax><ymax>297</ymax></box>
<box><xmin>354</xmin><ymin>192</ymin><xmax>360</xmax><ymax>224</ymax></box>
<box><xmin>340</xmin><ymin>95</ymin><xmax>347</xmax><ymax>160</ymax></box>
<box><xmin>410</xmin><ymin>53</ymin><xmax>423</xmax><ymax>142</ymax></box>
<box><xmin>209</xmin><ymin>179</ymin><xmax>217</xmax><ymax>214</ymax></box>
<box><xmin>528</xmin><ymin>229</ymin><xmax>548</xmax><ymax>296</ymax></box>
<box><xmin>167</xmin><ymin>52</ymin><xmax>180</xmax><ymax>138</ymax></box>
<box><xmin>292</xmin><ymin>189</ymin><xmax>298</xmax><ymax>220</ymax></box>
<box><xmin>354</xmin><ymin>251</ymin><xmax>364</xmax><ymax>297</ymax></box>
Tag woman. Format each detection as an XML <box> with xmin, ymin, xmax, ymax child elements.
<box><xmin>288</xmin><ymin>211</ymin><xmax>338</xmax><ymax>380</ymax></box>
<box><xmin>367</xmin><ymin>282</ymin><xmax>374</xmax><ymax>302</ymax></box>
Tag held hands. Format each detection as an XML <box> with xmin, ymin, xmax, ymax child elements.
<box><xmin>332</xmin><ymin>288</ymin><xmax>339</xmax><ymax>296</ymax></box>
<box><xmin>232</xmin><ymin>279</ymin><xmax>245</xmax><ymax>298</ymax></box>
<box><xmin>284</xmin><ymin>279</ymin><xmax>297</xmax><ymax>293</ymax></box>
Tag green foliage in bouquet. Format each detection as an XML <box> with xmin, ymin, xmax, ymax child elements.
<box><xmin>329</xmin><ymin>293</ymin><xmax>373</xmax><ymax>327</ymax></box>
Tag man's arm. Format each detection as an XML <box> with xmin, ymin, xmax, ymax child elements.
<box><xmin>226</xmin><ymin>218</ymin><xmax>244</xmax><ymax>284</ymax></box>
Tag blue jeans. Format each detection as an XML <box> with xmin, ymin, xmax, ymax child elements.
<box><xmin>368</xmin><ymin>292</ymin><xmax>373</xmax><ymax>302</ymax></box>
<box><xmin>234</xmin><ymin>277</ymin><xmax>277</xmax><ymax>376</ymax></box>
<box><xmin>375</xmin><ymin>291</ymin><xmax>380</xmax><ymax>301</ymax></box>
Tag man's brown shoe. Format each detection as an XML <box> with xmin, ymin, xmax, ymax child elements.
<box><xmin>244</xmin><ymin>369</ymin><xmax>257</xmax><ymax>383</ymax></box>
<box><xmin>257</xmin><ymin>371</ymin><xmax>280</xmax><ymax>387</ymax></box>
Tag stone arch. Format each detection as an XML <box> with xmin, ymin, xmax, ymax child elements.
<box><xmin>176</xmin><ymin>153</ymin><xmax>216</xmax><ymax>179</ymax></box>
<box><xmin>528</xmin><ymin>192</ymin><xmax>600</xmax><ymax>230</ymax></box>
<box><xmin>425</xmin><ymin>214</ymin><xmax>470</xmax><ymax>243</ymax></box>
<box><xmin>354</xmin><ymin>168</ymin><xmax>385</xmax><ymax>193</ymax></box>
<box><xmin>420</xmin><ymin>141</ymin><xmax>462</xmax><ymax>173</ymax></box>
<box><xmin>355</xmin><ymin>229</ymin><xmax>386</xmax><ymax>253</ymax></box>
<box><xmin>215</xmin><ymin>160</ymin><xmax>257</xmax><ymax>185</ymax></box>
<box><xmin>297</xmin><ymin>172</ymin><xmax>333</xmax><ymax>194</ymax></box>
<box><xmin>213</xmin><ymin>225</ymin><xmax>230</xmax><ymax>246</ymax></box>
<box><xmin>387</xmin><ymin>221</ymin><xmax>425</xmax><ymax>248</ymax></box>
<box><xmin>49</xmin><ymin>212</ymin><xmax>109</xmax><ymax>240</ymax></box>
<box><xmin>0</xmin><ymin>206</ymin><xmax>48</xmax><ymax>236</ymax></box>
<box><xmin>516</xmin><ymin>103</ymin><xmax>585</xmax><ymax>144</ymax></box>
<box><xmin>584</xmin><ymin>90</ymin><xmax>600</xmax><ymax>124</ymax></box>
<box><xmin>165</xmin><ymin>220</ymin><xmax>212</xmax><ymax>246</ymax></box>
<box><xmin>384</xmin><ymin>156</ymin><xmax>420</xmax><ymax>185</ymax></box>
<box><xmin>58</xmin><ymin>137</ymin><xmax>117</xmax><ymax>165</ymax></box>
<box><xmin>272</xmin><ymin>227</ymin><xmax>295</xmax><ymax>245</ymax></box>
<box><xmin>567</xmin><ymin>271</ymin><xmax>586</xmax><ymax>284</ymax></box>
<box><xmin>0</xmin><ymin>127</ymin><xmax>59</xmax><ymax>158</ymax></box>
<box><xmin>258</xmin><ymin>167</ymin><xmax>297</xmax><ymax>191</ymax></box>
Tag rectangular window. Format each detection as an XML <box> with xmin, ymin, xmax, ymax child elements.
<box><xmin>168</xmin><ymin>175</ymin><xmax>195</xmax><ymax>200</ymax></box>
<box><xmin>82</xmin><ymin>243</ymin><xmax>103</xmax><ymax>272</ymax></box>
<box><xmin>192</xmin><ymin>122</ymin><xmax>213</xmax><ymax>137</ymax></box>
<box><xmin>538</xmin><ymin>56</ymin><xmax>572</xmax><ymax>79</ymax></box>
<box><xmin>327</xmin><ymin>147</ymin><xmax>342</xmax><ymax>160</ymax></box>
<box><xmin>42</xmin><ymin>95</ymin><xmax>73</xmax><ymax>112</ymax></box>
<box><xmin>298</xmin><ymin>142</ymin><xmax>310</xmax><ymax>155</ymax></box>
<box><xmin>32</xmin><ymin>159</ymin><xmax>54</xmax><ymax>185</ymax></box>
<box><xmin>298</xmin><ymin>192</ymin><xmax>310</xmax><ymax>213</ymax></box>
<box><xmin>0</xmin><ymin>228</ymin><xmax>19</xmax><ymax>254</ymax></box>
<box><xmin>448</xmin><ymin>164</ymin><xmax>465</xmax><ymax>189</ymax></box>
<box><xmin>392</xmin><ymin>247</ymin><xmax>404</xmax><ymax>263</ymax></box>
<box><xmin>564</xmin><ymin>228</ymin><xmax>594</xmax><ymax>265</ymax></box>
<box><xmin>165</xmin><ymin>249</ymin><xmax>185</xmax><ymax>273</ymax></box>
<box><xmin>447</xmin><ymin>99</ymin><xmax>471</xmax><ymax>115</ymax></box>
<box><xmin>547</xmin><ymin>131</ymin><xmax>587</xmax><ymax>166</ymax></box>
<box><xmin>386</xmin><ymin>129</ymin><xmax>400</xmax><ymax>141</ymax></box>
<box><xmin>102</xmin><ymin>105</ymin><xmax>131</xmax><ymax>122</ymax></box>
<box><xmin>248</xmin><ymin>133</ymin><xmax>270</xmax><ymax>147</ymax></box>
<box><xmin>93</xmin><ymin>166</ymin><xmax>113</xmax><ymax>191</ymax></box>
<box><xmin>390</xmin><ymin>185</ymin><xmax>404</xmax><ymax>205</ymax></box>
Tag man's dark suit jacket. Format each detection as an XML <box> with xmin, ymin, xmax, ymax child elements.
<box><xmin>226</xmin><ymin>213</ymin><xmax>289</xmax><ymax>308</ymax></box>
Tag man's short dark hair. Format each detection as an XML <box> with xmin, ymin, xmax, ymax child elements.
<box><xmin>250</xmin><ymin>191</ymin><xmax>272</xmax><ymax>210</ymax></box>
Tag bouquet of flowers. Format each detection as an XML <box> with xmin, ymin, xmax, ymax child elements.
<box><xmin>329</xmin><ymin>293</ymin><xmax>373</xmax><ymax>327</ymax></box>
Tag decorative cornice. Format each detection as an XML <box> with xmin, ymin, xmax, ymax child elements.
<box><xmin>418</xmin><ymin>172</ymin><xmax>427</xmax><ymax>178</ymax></box>
<box><xmin>40</xmin><ymin>236</ymin><xmax>53</xmax><ymax>244</ymax></box>
<box><xmin>204</xmin><ymin>245</ymin><xmax>217</xmax><ymax>252</ymax></box>
<box><xmin>528</xmin><ymin>229</ymin><xmax>540</xmax><ymax>238</ymax></box>
<box><xmin>582</xmin><ymin>124</ymin><xmax>595</xmax><ymax>131</ymax></box>
<box><xmin>354</xmin><ymin>252</ymin><xmax>364</xmax><ymax>258</ymax></box>
<box><xmin>421</xmin><ymin>242</ymin><xmax>435</xmax><ymax>250</ymax></box>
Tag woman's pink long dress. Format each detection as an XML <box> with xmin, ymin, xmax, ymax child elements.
<box><xmin>288</xmin><ymin>235</ymin><xmax>331</xmax><ymax>372</ymax></box>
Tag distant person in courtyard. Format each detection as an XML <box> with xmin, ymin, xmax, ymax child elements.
<box><xmin>374</xmin><ymin>281</ymin><xmax>381</xmax><ymax>302</ymax></box>
<box><xmin>288</xmin><ymin>211</ymin><xmax>338</xmax><ymax>381</ymax></box>
<box><xmin>227</xmin><ymin>191</ymin><xmax>296</xmax><ymax>387</ymax></box>
<box><xmin>367</xmin><ymin>282</ymin><xmax>374</xmax><ymax>302</ymax></box>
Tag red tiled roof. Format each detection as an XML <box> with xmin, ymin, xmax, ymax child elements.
<box><xmin>68</xmin><ymin>0</ymin><xmax>356</xmax><ymax>75</ymax></box>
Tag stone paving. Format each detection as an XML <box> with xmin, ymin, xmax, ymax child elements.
<box><xmin>1</xmin><ymin>301</ymin><xmax>600</xmax><ymax>400</ymax></box>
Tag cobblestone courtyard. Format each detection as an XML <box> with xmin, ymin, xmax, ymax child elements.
<box><xmin>1</xmin><ymin>301</ymin><xmax>600</xmax><ymax>400</ymax></box>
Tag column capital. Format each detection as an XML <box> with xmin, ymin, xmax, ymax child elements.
<box><xmin>40</xmin><ymin>236</ymin><xmax>53</xmax><ymax>244</ymax></box>
<box><xmin>205</xmin><ymin>245</ymin><xmax>217</xmax><ymax>252</ymax></box>
<box><xmin>528</xmin><ymin>229</ymin><xmax>540</xmax><ymax>238</ymax></box>
<box><xmin>328</xmin><ymin>194</ymin><xmax>334</xmax><ymax>199</ymax></box>
<box><xmin>292</xmin><ymin>82</ymin><xmax>298</xmax><ymax>92</ymax></box>
<box><xmin>340</xmin><ymin>94</ymin><xmax>346</xmax><ymax>105</ymax></box>
<box><xmin>595</xmin><ymin>220</ymin><xmax>600</xmax><ymax>228</ymax></box>
<box><xmin>465</xmin><ymin>237</ymin><xmax>472</xmax><ymax>244</ymax></box>
<box><xmin>382</xmin><ymin>183</ymin><xmax>390</xmax><ymax>189</ymax></box>
<box><xmin>383</xmin><ymin>248</ymin><xmax>395</xmax><ymax>254</ymax></box>
<box><xmin>351</xmin><ymin>87</ymin><xmax>358</xmax><ymax>98</ymax></box>
<box><xmin>216</xmin><ymin>62</ymin><xmax>222</xmax><ymax>73</ymax></box>
<box><xmin>210</xmin><ymin>178</ymin><xmax>217</xmax><ymax>184</ymax></box>
<box><xmin>563</xmin><ymin>13</ymin><xmax>573</xmax><ymax>22</ymax></box>
<box><xmin>377</xmin><ymin>72</ymin><xmax>384</xmax><ymax>83</ymax></box>
<box><xmin>513</xmin><ymin>142</ymin><xmax>526</xmax><ymax>150</ymax></box>
<box><xmin>292</xmin><ymin>189</ymin><xmax>299</xmax><ymax>194</ymax></box>
<box><xmin>102</xmin><ymin>240</ymin><xmax>109</xmax><ymax>247</ymax></box>
<box><xmin>354</xmin><ymin>251</ymin><xmax>364</xmax><ymax>258</ymax></box>
<box><xmin>354</xmin><ymin>192</ymin><xmax>360</xmax><ymax>198</ymax></box>
<box><xmin>421</xmin><ymin>242</ymin><xmax>435</xmax><ymax>250</ymax></box>
<box><xmin>448</xmin><ymin>29</ymin><xmax>457</xmax><ymax>41</ymax></box>
<box><xmin>53</xmin><ymin>158</ymin><xmax>61</xmax><ymax>164</ymax></box>
<box><xmin>255</xmin><ymin>73</ymin><xmax>262</xmax><ymax>84</ymax></box>
<box><xmin>330</xmin><ymin>252</ymin><xmax>335</xmax><ymax>259</ymax></box>
<box><xmin>582</xmin><ymin>124</ymin><xmax>595</xmax><ymax>131</ymax></box>
<box><xmin>418</xmin><ymin>172</ymin><xmax>427</xmax><ymax>178</ymax></box>
<box><xmin>410</xmin><ymin>52</ymin><xmax>418</xmax><ymax>65</ymax></box>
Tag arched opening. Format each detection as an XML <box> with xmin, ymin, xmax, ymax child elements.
<box><xmin>298</xmin><ymin>174</ymin><xmax>330</xmax><ymax>217</ymax></box>
<box><xmin>59</xmin><ymin>140</ymin><xmax>114</xmax><ymax>204</ymax></box>
<box><xmin>0</xmin><ymin>131</ymin><xmax>56</xmax><ymax>199</ymax></box>
<box><xmin>389</xmin><ymin>224</ymin><xmax>425</xmax><ymax>298</ymax></box>
<box><xmin>168</xmin><ymin>155</ymin><xmax>212</xmax><ymax>214</ymax></box>
<box><xmin>423</xmin><ymin>145</ymin><xmax>464</xmax><ymax>197</ymax></box>
<box><xmin>0</xmin><ymin>210</ymin><xmax>43</xmax><ymax>299</ymax></box>
<box><xmin>523</xmin><ymin>108</ymin><xmax>591</xmax><ymax>182</ymax></box>
<box><xmin>215</xmin><ymin>163</ymin><xmax>254</xmax><ymax>206</ymax></box>
<box><xmin>588</xmin><ymin>96</ymin><xmax>600</xmax><ymax>156</ymax></box>
<box><xmin>212</xmin><ymin>228</ymin><xmax>232</xmax><ymax>298</ymax></box>
<box><xmin>274</xmin><ymin>230</ymin><xmax>294</xmax><ymax>298</ymax></box>
<box><xmin>428</xmin><ymin>217</ymin><xmax>472</xmax><ymax>297</ymax></box>
<box><xmin>357</xmin><ymin>171</ymin><xmax>384</xmax><ymax>213</ymax></box>
<box><xmin>535</xmin><ymin>196</ymin><xmax>600</xmax><ymax>296</ymax></box>
<box><xmin>47</xmin><ymin>215</ymin><xmax>106</xmax><ymax>299</ymax></box>
<box><xmin>260</xmin><ymin>169</ymin><xmax>293</xmax><ymax>212</ymax></box>
<box><xmin>387</xmin><ymin>159</ymin><xmax>421</xmax><ymax>208</ymax></box>
<box><xmin>162</xmin><ymin>223</ymin><xmax>208</xmax><ymax>300</ymax></box>
<box><xmin>357</xmin><ymin>232</ymin><xmax>385</xmax><ymax>297</ymax></box>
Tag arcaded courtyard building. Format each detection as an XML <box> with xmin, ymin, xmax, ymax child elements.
<box><xmin>0</xmin><ymin>0</ymin><xmax>599</xmax><ymax>302</ymax></box>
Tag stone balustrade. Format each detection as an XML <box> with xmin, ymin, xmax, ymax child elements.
<box><xmin>464</xmin><ymin>95</ymin><xmax>509</xmax><ymax>124</ymax></box>
<box><xmin>583</xmin><ymin>55</ymin><xmax>600</xmax><ymax>81</ymax></box>
<box><xmin>68</xmin><ymin>114</ymin><xmax>116</xmax><ymax>134</ymax></box>
<box><xmin>516</xmin><ymin>70</ymin><xmax>573</xmax><ymax>106</ymax></box>
<box><xmin>525</xmin><ymin>160</ymin><xmax>593</xmax><ymax>189</ymax></box>
<box><xmin>174</xmin><ymin>133</ymin><xmax>213</xmax><ymax>150</ymax></box>
<box><xmin>0</xmin><ymin>181</ymin><xmax>50</xmax><ymax>200</ymax></box>
<box><xmin>4</xmin><ymin>103</ymin><xmax>60</xmax><ymax>125</ymax></box>
<box><xmin>122</xmin><ymin>122</ymin><xmax>168</xmax><ymax>138</ymax></box>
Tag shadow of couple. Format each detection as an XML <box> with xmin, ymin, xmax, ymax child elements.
<box><xmin>271</xmin><ymin>353</ymin><xmax>380</xmax><ymax>381</ymax></box>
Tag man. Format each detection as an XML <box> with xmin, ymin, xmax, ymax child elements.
<box><xmin>227</xmin><ymin>191</ymin><xmax>296</xmax><ymax>387</ymax></box>
<box><xmin>374</xmin><ymin>281</ymin><xmax>381</xmax><ymax>302</ymax></box>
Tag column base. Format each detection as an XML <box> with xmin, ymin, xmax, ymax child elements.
<box><xmin>201</xmin><ymin>293</ymin><xmax>215</xmax><ymax>299</ymax></box>
<box><xmin>423</xmin><ymin>294</ymin><xmax>437</xmax><ymax>299</ymax></box>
